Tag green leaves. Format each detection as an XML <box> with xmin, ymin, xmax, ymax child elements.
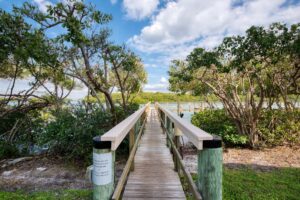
<box><xmin>187</xmin><ymin>48</ymin><xmax>222</xmax><ymax>70</ymax></box>
<box><xmin>0</xmin><ymin>9</ymin><xmax>59</xmax><ymax>78</ymax></box>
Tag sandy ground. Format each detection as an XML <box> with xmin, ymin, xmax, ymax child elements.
<box><xmin>183</xmin><ymin>145</ymin><xmax>300</xmax><ymax>173</ymax></box>
<box><xmin>0</xmin><ymin>156</ymin><xmax>126</xmax><ymax>192</ymax></box>
<box><xmin>0</xmin><ymin>145</ymin><xmax>299</xmax><ymax>191</ymax></box>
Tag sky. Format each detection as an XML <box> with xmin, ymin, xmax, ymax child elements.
<box><xmin>1</xmin><ymin>0</ymin><xmax>300</xmax><ymax>98</ymax></box>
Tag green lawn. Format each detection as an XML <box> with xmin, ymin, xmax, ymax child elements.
<box><xmin>223</xmin><ymin>167</ymin><xmax>300</xmax><ymax>200</ymax></box>
<box><xmin>182</xmin><ymin>167</ymin><xmax>300</xmax><ymax>200</ymax></box>
<box><xmin>1</xmin><ymin>167</ymin><xmax>299</xmax><ymax>200</ymax></box>
<box><xmin>0</xmin><ymin>189</ymin><xmax>92</xmax><ymax>200</ymax></box>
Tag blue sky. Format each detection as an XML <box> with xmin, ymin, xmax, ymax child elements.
<box><xmin>1</xmin><ymin>0</ymin><xmax>300</xmax><ymax>96</ymax></box>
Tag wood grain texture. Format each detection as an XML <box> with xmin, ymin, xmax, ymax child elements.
<box><xmin>122</xmin><ymin>108</ymin><xmax>186</xmax><ymax>199</ymax></box>
<box><xmin>157</xmin><ymin>103</ymin><xmax>213</xmax><ymax>150</ymax></box>
<box><xmin>197</xmin><ymin>148</ymin><xmax>223</xmax><ymax>200</ymax></box>
<box><xmin>101</xmin><ymin>103</ymin><xmax>150</xmax><ymax>150</ymax></box>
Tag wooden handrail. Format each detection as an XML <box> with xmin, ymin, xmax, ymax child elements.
<box><xmin>158</xmin><ymin>113</ymin><xmax>202</xmax><ymax>200</ymax></box>
<box><xmin>157</xmin><ymin>103</ymin><xmax>213</xmax><ymax>150</ymax></box>
<box><xmin>101</xmin><ymin>103</ymin><xmax>150</xmax><ymax>150</ymax></box>
<box><xmin>111</xmin><ymin>113</ymin><xmax>147</xmax><ymax>200</ymax></box>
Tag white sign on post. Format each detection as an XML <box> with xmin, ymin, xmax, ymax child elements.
<box><xmin>92</xmin><ymin>152</ymin><xmax>112</xmax><ymax>185</ymax></box>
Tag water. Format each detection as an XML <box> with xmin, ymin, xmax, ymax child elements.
<box><xmin>158</xmin><ymin>102</ymin><xmax>200</xmax><ymax>122</ymax></box>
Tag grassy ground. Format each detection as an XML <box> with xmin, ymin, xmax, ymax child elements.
<box><xmin>183</xmin><ymin>167</ymin><xmax>300</xmax><ymax>200</ymax></box>
<box><xmin>1</xmin><ymin>167</ymin><xmax>299</xmax><ymax>200</ymax></box>
<box><xmin>222</xmin><ymin>167</ymin><xmax>300</xmax><ymax>200</ymax></box>
<box><xmin>0</xmin><ymin>189</ymin><xmax>92</xmax><ymax>200</ymax></box>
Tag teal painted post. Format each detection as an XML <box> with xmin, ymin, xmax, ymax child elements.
<box><xmin>92</xmin><ymin>136</ymin><xmax>115</xmax><ymax>200</ymax></box>
<box><xmin>197</xmin><ymin>137</ymin><xmax>222</xmax><ymax>200</ymax></box>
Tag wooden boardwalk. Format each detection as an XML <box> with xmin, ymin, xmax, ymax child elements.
<box><xmin>122</xmin><ymin>108</ymin><xmax>186</xmax><ymax>200</ymax></box>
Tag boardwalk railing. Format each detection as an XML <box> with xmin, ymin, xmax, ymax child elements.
<box><xmin>156</xmin><ymin>103</ymin><xmax>223</xmax><ymax>200</ymax></box>
<box><xmin>92</xmin><ymin>103</ymin><xmax>150</xmax><ymax>200</ymax></box>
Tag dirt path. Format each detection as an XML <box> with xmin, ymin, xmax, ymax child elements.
<box><xmin>183</xmin><ymin>145</ymin><xmax>300</xmax><ymax>173</ymax></box>
<box><xmin>0</xmin><ymin>156</ymin><xmax>126</xmax><ymax>192</ymax></box>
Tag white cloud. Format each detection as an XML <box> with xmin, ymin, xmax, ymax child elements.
<box><xmin>123</xmin><ymin>0</ymin><xmax>160</xmax><ymax>20</ymax></box>
<box><xmin>129</xmin><ymin>0</ymin><xmax>300</xmax><ymax>59</ymax></box>
<box><xmin>143</xmin><ymin>83</ymin><xmax>168</xmax><ymax>92</ymax></box>
<box><xmin>110</xmin><ymin>0</ymin><xmax>117</xmax><ymax>4</ymax></box>
<box><xmin>33</xmin><ymin>0</ymin><xmax>53</xmax><ymax>13</ymax></box>
<box><xmin>160</xmin><ymin>76</ymin><xmax>168</xmax><ymax>84</ymax></box>
<box><xmin>143</xmin><ymin>76</ymin><xmax>169</xmax><ymax>92</ymax></box>
<box><xmin>144</xmin><ymin>63</ymin><xmax>159</xmax><ymax>68</ymax></box>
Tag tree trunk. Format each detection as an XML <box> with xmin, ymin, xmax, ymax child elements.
<box><xmin>248</xmin><ymin>121</ymin><xmax>259</xmax><ymax>148</ymax></box>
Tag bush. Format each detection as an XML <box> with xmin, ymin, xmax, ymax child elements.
<box><xmin>0</xmin><ymin>110</ymin><xmax>45</xmax><ymax>159</ymax></box>
<box><xmin>38</xmin><ymin>103</ymin><xmax>139</xmax><ymax>163</ymax></box>
<box><xmin>192</xmin><ymin>109</ymin><xmax>300</xmax><ymax>147</ymax></box>
<box><xmin>0</xmin><ymin>141</ymin><xmax>19</xmax><ymax>159</ymax></box>
<box><xmin>191</xmin><ymin>109</ymin><xmax>247</xmax><ymax>146</ymax></box>
<box><xmin>258</xmin><ymin>110</ymin><xmax>300</xmax><ymax>146</ymax></box>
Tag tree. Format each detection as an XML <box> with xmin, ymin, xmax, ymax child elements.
<box><xmin>0</xmin><ymin>9</ymin><xmax>73</xmax><ymax>117</ymax></box>
<box><xmin>169</xmin><ymin>23</ymin><xmax>300</xmax><ymax>148</ymax></box>
<box><xmin>106</xmin><ymin>45</ymin><xmax>147</xmax><ymax>109</ymax></box>
<box><xmin>16</xmin><ymin>0</ymin><xmax>147</xmax><ymax>119</ymax></box>
<box><xmin>0</xmin><ymin>9</ymin><xmax>74</xmax><ymax>145</ymax></box>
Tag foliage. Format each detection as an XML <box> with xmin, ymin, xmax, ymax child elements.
<box><xmin>169</xmin><ymin>22</ymin><xmax>300</xmax><ymax>148</ymax></box>
<box><xmin>83</xmin><ymin>92</ymin><xmax>202</xmax><ymax>104</ymax></box>
<box><xmin>15</xmin><ymin>0</ymin><xmax>147</xmax><ymax>118</ymax></box>
<box><xmin>191</xmin><ymin>110</ymin><xmax>247</xmax><ymax>146</ymax></box>
<box><xmin>0</xmin><ymin>8</ymin><xmax>74</xmax><ymax>120</ymax></box>
<box><xmin>38</xmin><ymin>104</ymin><xmax>112</xmax><ymax>162</ymax></box>
<box><xmin>38</xmin><ymin>103</ymin><xmax>139</xmax><ymax>162</ymax></box>
<box><xmin>0</xmin><ymin>0</ymin><xmax>147</xmax><ymax>161</ymax></box>
<box><xmin>0</xmin><ymin>110</ymin><xmax>45</xmax><ymax>159</ymax></box>
<box><xmin>258</xmin><ymin>110</ymin><xmax>300</xmax><ymax>146</ymax></box>
<box><xmin>192</xmin><ymin>109</ymin><xmax>300</xmax><ymax>147</ymax></box>
<box><xmin>0</xmin><ymin>141</ymin><xmax>19</xmax><ymax>159</ymax></box>
<box><xmin>131</xmin><ymin>92</ymin><xmax>201</xmax><ymax>104</ymax></box>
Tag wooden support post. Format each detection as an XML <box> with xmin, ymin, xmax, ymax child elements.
<box><xmin>174</xmin><ymin>126</ymin><xmax>182</xmax><ymax>173</ymax></box>
<box><xmin>171</xmin><ymin>122</ymin><xmax>175</xmax><ymax>161</ymax></box>
<box><xmin>92</xmin><ymin>136</ymin><xmax>115</xmax><ymax>200</ymax></box>
<box><xmin>166</xmin><ymin>117</ymin><xmax>171</xmax><ymax>148</ymax></box>
<box><xmin>160</xmin><ymin>110</ymin><xmax>164</xmax><ymax>128</ymax></box>
<box><xmin>129</xmin><ymin>128</ymin><xmax>135</xmax><ymax>171</ymax></box>
<box><xmin>197</xmin><ymin>136</ymin><xmax>222</xmax><ymax>200</ymax></box>
<box><xmin>135</xmin><ymin>118</ymin><xmax>140</xmax><ymax>137</ymax></box>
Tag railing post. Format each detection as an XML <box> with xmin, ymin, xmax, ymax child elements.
<box><xmin>197</xmin><ymin>137</ymin><xmax>222</xmax><ymax>200</ymax></box>
<box><xmin>166</xmin><ymin>116</ymin><xmax>171</xmax><ymax>148</ymax></box>
<box><xmin>135</xmin><ymin>118</ymin><xmax>140</xmax><ymax>137</ymax></box>
<box><xmin>129</xmin><ymin>128</ymin><xmax>135</xmax><ymax>171</ymax></box>
<box><xmin>174</xmin><ymin>126</ymin><xmax>182</xmax><ymax>173</ymax></box>
<box><xmin>160</xmin><ymin>111</ymin><xmax>163</xmax><ymax>128</ymax></box>
<box><xmin>92</xmin><ymin>136</ymin><xmax>115</xmax><ymax>200</ymax></box>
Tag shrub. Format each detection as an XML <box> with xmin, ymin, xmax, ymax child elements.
<box><xmin>38</xmin><ymin>103</ymin><xmax>139</xmax><ymax>163</ymax></box>
<box><xmin>258</xmin><ymin>110</ymin><xmax>300</xmax><ymax>146</ymax></box>
<box><xmin>192</xmin><ymin>109</ymin><xmax>300</xmax><ymax>147</ymax></box>
<box><xmin>0</xmin><ymin>141</ymin><xmax>19</xmax><ymax>159</ymax></box>
<box><xmin>191</xmin><ymin>109</ymin><xmax>247</xmax><ymax>146</ymax></box>
<box><xmin>0</xmin><ymin>110</ymin><xmax>45</xmax><ymax>159</ymax></box>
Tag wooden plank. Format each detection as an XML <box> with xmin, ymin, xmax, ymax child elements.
<box><xmin>101</xmin><ymin>103</ymin><xmax>150</xmax><ymax>150</ymax></box>
<box><xmin>157</xmin><ymin>103</ymin><xmax>213</xmax><ymax>150</ymax></box>
<box><xmin>122</xmin><ymin>107</ymin><xmax>186</xmax><ymax>200</ymax></box>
